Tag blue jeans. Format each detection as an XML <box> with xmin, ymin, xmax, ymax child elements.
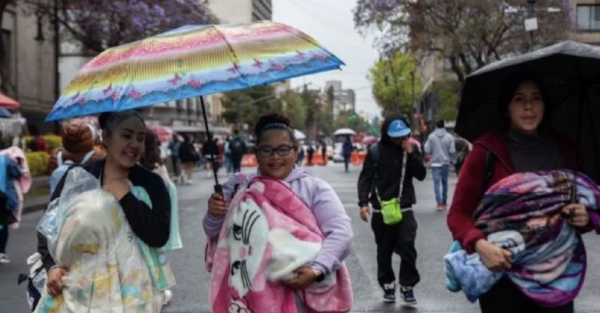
<box><xmin>432</xmin><ymin>165</ymin><xmax>449</xmax><ymax>204</ymax></box>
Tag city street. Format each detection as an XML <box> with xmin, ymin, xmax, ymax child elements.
<box><xmin>1</xmin><ymin>164</ymin><xmax>599</xmax><ymax>312</ymax></box>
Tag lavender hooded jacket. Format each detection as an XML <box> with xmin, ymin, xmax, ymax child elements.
<box><xmin>203</xmin><ymin>168</ymin><xmax>353</xmax><ymax>274</ymax></box>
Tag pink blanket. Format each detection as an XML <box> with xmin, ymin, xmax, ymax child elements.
<box><xmin>207</xmin><ymin>176</ymin><xmax>352</xmax><ymax>313</ymax></box>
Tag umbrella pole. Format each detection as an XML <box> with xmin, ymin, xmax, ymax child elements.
<box><xmin>199</xmin><ymin>96</ymin><xmax>222</xmax><ymax>193</ymax></box>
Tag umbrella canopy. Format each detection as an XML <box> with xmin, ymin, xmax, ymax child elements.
<box><xmin>456</xmin><ymin>41</ymin><xmax>600</xmax><ymax>182</ymax></box>
<box><xmin>362</xmin><ymin>136</ymin><xmax>378</xmax><ymax>145</ymax></box>
<box><xmin>294</xmin><ymin>129</ymin><xmax>306</xmax><ymax>140</ymax></box>
<box><xmin>0</xmin><ymin>93</ymin><xmax>19</xmax><ymax>109</ymax></box>
<box><xmin>45</xmin><ymin>21</ymin><xmax>344</xmax><ymax>122</ymax></box>
<box><xmin>0</xmin><ymin>107</ymin><xmax>12</xmax><ymax>118</ymax></box>
<box><xmin>148</xmin><ymin>125</ymin><xmax>175</xmax><ymax>142</ymax></box>
<box><xmin>334</xmin><ymin>128</ymin><xmax>356</xmax><ymax>136</ymax></box>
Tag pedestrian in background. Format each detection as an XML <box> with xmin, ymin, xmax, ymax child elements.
<box><xmin>424</xmin><ymin>120</ymin><xmax>455</xmax><ymax>211</ymax></box>
<box><xmin>228</xmin><ymin>130</ymin><xmax>247</xmax><ymax>173</ymax></box>
<box><xmin>223</xmin><ymin>135</ymin><xmax>233</xmax><ymax>174</ymax></box>
<box><xmin>357</xmin><ymin>114</ymin><xmax>426</xmax><ymax>305</ymax></box>
<box><xmin>169</xmin><ymin>135</ymin><xmax>182</xmax><ymax>183</ymax></box>
<box><xmin>178</xmin><ymin>134</ymin><xmax>198</xmax><ymax>185</ymax></box>
<box><xmin>447</xmin><ymin>72</ymin><xmax>591</xmax><ymax>313</ymax></box>
<box><xmin>141</xmin><ymin>130</ymin><xmax>182</xmax><ymax>306</ymax></box>
<box><xmin>342</xmin><ymin>136</ymin><xmax>353</xmax><ymax>172</ymax></box>
<box><xmin>204</xmin><ymin>113</ymin><xmax>353</xmax><ymax>312</ymax></box>
<box><xmin>202</xmin><ymin>135</ymin><xmax>219</xmax><ymax>177</ymax></box>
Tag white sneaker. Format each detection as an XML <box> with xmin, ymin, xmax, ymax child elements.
<box><xmin>0</xmin><ymin>253</ymin><xmax>11</xmax><ymax>264</ymax></box>
<box><xmin>185</xmin><ymin>180</ymin><xmax>194</xmax><ymax>185</ymax></box>
<box><xmin>162</xmin><ymin>289</ymin><xmax>173</xmax><ymax>305</ymax></box>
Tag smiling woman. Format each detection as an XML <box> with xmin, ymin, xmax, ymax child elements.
<box><xmin>36</xmin><ymin>110</ymin><xmax>174</xmax><ymax>312</ymax></box>
<box><xmin>203</xmin><ymin>113</ymin><xmax>354</xmax><ymax>312</ymax></box>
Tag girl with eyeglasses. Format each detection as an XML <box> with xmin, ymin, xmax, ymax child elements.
<box><xmin>203</xmin><ymin>113</ymin><xmax>353</xmax><ymax>312</ymax></box>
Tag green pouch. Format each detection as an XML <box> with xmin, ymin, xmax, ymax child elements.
<box><xmin>381</xmin><ymin>197</ymin><xmax>403</xmax><ymax>225</ymax></box>
<box><xmin>380</xmin><ymin>150</ymin><xmax>408</xmax><ymax>225</ymax></box>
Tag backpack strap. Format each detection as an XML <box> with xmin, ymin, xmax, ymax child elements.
<box><xmin>80</xmin><ymin>150</ymin><xmax>96</xmax><ymax>164</ymax></box>
<box><xmin>56</xmin><ymin>151</ymin><xmax>64</xmax><ymax>167</ymax></box>
<box><xmin>231</xmin><ymin>173</ymin><xmax>247</xmax><ymax>199</ymax></box>
<box><xmin>483</xmin><ymin>149</ymin><xmax>496</xmax><ymax>191</ymax></box>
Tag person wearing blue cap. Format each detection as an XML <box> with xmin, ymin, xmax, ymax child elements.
<box><xmin>424</xmin><ymin>120</ymin><xmax>456</xmax><ymax>211</ymax></box>
<box><xmin>357</xmin><ymin>113</ymin><xmax>426</xmax><ymax>305</ymax></box>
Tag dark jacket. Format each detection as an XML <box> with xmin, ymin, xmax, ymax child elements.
<box><xmin>447</xmin><ymin>129</ymin><xmax>578</xmax><ymax>254</ymax></box>
<box><xmin>179</xmin><ymin>141</ymin><xmax>198</xmax><ymax>163</ymax></box>
<box><xmin>358</xmin><ymin>142</ymin><xmax>427</xmax><ymax>209</ymax></box>
<box><xmin>37</xmin><ymin>160</ymin><xmax>171</xmax><ymax>272</ymax></box>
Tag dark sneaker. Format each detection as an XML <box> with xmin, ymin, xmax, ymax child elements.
<box><xmin>400</xmin><ymin>286</ymin><xmax>417</xmax><ymax>305</ymax></box>
<box><xmin>382</xmin><ymin>283</ymin><xmax>396</xmax><ymax>303</ymax></box>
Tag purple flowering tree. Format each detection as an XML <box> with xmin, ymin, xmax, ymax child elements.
<box><xmin>29</xmin><ymin>0</ymin><xmax>216</xmax><ymax>53</ymax></box>
<box><xmin>354</xmin><ymin>0</ymin><xmax>573</xmax><ymax>82</ymax></box>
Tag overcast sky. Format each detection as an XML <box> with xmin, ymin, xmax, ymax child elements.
<box><xmin>272</xmin><ymin>0</ymin><xmax>381</xmax><ymax>119</ymax></box>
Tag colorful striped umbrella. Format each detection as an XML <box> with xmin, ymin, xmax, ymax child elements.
<box><xmin>45</xmin><ymin>21</ymin><xmax>344</xmax><ymax>122</ymax></box>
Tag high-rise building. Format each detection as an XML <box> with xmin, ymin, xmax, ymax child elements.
<box><xmin>324</xmin><ymin>80</ymin><xmax>356</xmax><ymax>118</ymax></box>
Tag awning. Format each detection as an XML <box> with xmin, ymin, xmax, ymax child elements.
<box><xmin>0</xmin><ymin>93</ymin><xmax>19</xmax><ymax>109</ymax></box>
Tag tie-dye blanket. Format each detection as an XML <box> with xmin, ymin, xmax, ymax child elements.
<box><xmin>445</xmin><ymin>170</ymin><xmax>600</xmax><ymax>307</ymax></box>
<box><xmin>35</xmin><ymin>168</ymin><xmax>175</xmax><ymax>313</ymax></box>
<box><xmin>208</xmin><ymin>176</ymin><xmax>352</xmax><ymax>313</ymax></box>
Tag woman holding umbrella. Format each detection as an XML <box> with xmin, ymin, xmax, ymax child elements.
<box><xmin>447</xmin><ymin>72</ymin><xmax>594</xmax><ymax>313</ymax></box>
<box><xmin>204</xmin><ymin>113</ymin><xmax>353</xmax><ymax>312</ymax></box>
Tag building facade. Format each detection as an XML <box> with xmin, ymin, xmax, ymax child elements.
<box><xmin>324</xmin><ymin>80</ymin><xmax>356</xmax><ymax>118</ymax></box>
<box><xmin>2</xmin><ymin>3</ymin><xmax>57</xmax><ymax>134</ymax></box>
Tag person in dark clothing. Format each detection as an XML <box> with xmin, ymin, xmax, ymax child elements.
<box><xmin>448</xmin><ymin>72</ymin><xmax>592</xmax><ymax>313</ymax></box>
<box><xmin>228</xmin><ymin>130</ymin><xmax>247</xmax><ymax>173</ymax></box>
<box><xmin>179</xmin><ymin>134</ymin><xmax>199</xmax><ymax>184</ymax></box>
<box><xmin>320</xmin><ymin>140</ymin><xmax>327</xmax><ymax>165</ymax></box>
<box><xmin>342</xmin><ymin>137</ymin><xmax>353</xmax><ymax>172</ymax></box>
<box><xmin>306</xmin><ymin>143</ymin><xmax>315</xmax><ymax>166</ymax></box>
<box><xmin>202</xmin><ymin>135</ymin><xmax>219</xmax><ymax>177</ymax></box>
<box><xmin>37</xmin><ymin>110</ymin><xmax>171</xmax><ymax>301</ymax></box>
<box><xmin>169</xmin><ymin>135</ymin><xmax>181</xmax><ymax>182</ymax></box>
<box><xmin>357</xmin><ymin>114</ymin><xmax>426</xmax><ymax>305</ymax></box>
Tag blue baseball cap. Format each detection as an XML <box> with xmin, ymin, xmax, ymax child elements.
<box><xmin>387</xmin><ymin>119</ymin><xmax>411</xmax><ymax>138</ymax></box>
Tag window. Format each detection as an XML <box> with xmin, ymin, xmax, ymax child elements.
<box><xmin>577</xmin><ymin>5</ymin><xmax>600</xmax><ymax>31</ymax></box>
<box><xmin>2</xmin><ymin>30</ymin><xmax>11</xmax><ymax>76</ymax></box>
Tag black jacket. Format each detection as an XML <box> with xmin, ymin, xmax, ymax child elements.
<box><xmin>357</xmin><ymin>142</ymin><xmax>426</xmax><ymax>209</ymax></box>
<box><xmin>179</xmin><ymin>141</ymin><xmax>198</xmax><ymax>163</ymax></box>
<box><xmin>37</xmin><ymin>160</ymin><xmax>171</xmax><ymax>272</ymax></box>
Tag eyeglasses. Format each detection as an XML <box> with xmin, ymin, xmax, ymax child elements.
<box><xmin>257</xmin><ymin>145</ymin><xmax>297</xmax><ymax>158</ymax></box>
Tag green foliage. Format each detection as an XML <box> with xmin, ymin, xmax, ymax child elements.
<box><xmin>222</xmin><ymin>85</ymin><xmax>283</xmax><ymax>131</ymax></box>
<box><xmin>280</xmin><ymin>91</ymin><xmax>307</xmax><ymax>130</ymax></box>
<box><xmin>431</xmin><ymin>80</ymin><xmax>460</xmax><ymax>121</ymax></box>
<box><xmin>333</xmin><ymin>111</ymin><xmax>370</xmax><ymax>132</ymax></box>
<box><xmin>43</xmin><ymin>135</ymin><xmax>63</xmax><ymax>151</ymax></box>
<box><xmin>26</xmin><ymin>152</ymin><xmax>49</xmax><ymax>177</ymax></box>
<box><xmin>369</xmin><ymin>53</ymin><xmax>421</xmax><ymax>116</ymax></box>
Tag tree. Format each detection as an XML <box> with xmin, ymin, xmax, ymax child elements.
<box><xmin>333</xmin><ymin>111</ymin><xmax>370</xmax><ymax>133</ymax></box>
<box><xmin>316</xmin><ymin>101</ymin><xmax>334</xmax><ymax>136</ymax></box>
<box><xmin>280</xmin><ymin>91</ymin><xmax>307</xmax><ymax>130</ymax></box>
<box><xmin>354</xmin><ymin>0</ymin><xmax>573</xmax><ymax>82</ymax></box>
<box><xmin>431</xmin><ymin>80</ymin><xmax>461</xmax><ymax>121</ymax></box>
<box><xmin>368</xmin><ymin>52</ymin><xmax>421</xmax><ymax>116</ymax></box>
<box><xmin>27</xmin><ymin>0</ymin><xmax>215</xmax><ymax>54</ymax></box>
<box><xmin>221</xmin><ymin>85</ymin><xmax>283</xmax><ymax>132</ymax></box>
<box><xmin>0</xmin><ymin>0</ymin><xmax>16</xmax><ymax>93</ymax></box>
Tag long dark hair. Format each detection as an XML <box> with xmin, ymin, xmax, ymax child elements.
<box><xmin>142</xmin><ymin>130</ymin><xmax>162</xmax><ymax>170</ymax></box>
<box><xmin>380</xmin><ymin>113</ymin><xmax>411</xmax><ymax>146</ymax></box>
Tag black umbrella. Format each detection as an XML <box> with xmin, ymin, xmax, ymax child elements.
<box><xmin>456</xmin><ymin>41</ymin><xmax>600</xmax><ymax>183</ymax></box>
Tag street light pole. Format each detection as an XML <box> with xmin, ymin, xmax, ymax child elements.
<box><xmin>527</xmin><ymin>0</ymin><xmax>536</xmax><ymax>52</ymax></box>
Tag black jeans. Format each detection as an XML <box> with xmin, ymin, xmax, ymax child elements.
<box><xmin>479</xmin><ymin>277</ymin><xmax>574</xmax><ymax>313</ymax></box>
<box><xmin>371</xmin><ymin>210</ymin><xmax>420</xmax><ymax>288</ymax></box>
<box><xmin>231</xmin><ymin>155</ymin><xmax>243</xmax><ymax>173</ymax></box>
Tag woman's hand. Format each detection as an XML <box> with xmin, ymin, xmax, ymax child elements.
<box><xmin>208</xmin><ymin>193</ymin><xmax>227</xmax><ymax>218</ymax></box>
<box><xmin>475</xmin><ymin>239</ymin><xmax>512</xmax><ymax>272</ymax></box>
<box><xmin>103</xmin><ymin>179</ymin><xmax>130</xmax><ymax>200</ymax></box>
<box><xmin>563</xmin><ymin>204</ymin><xmax>590</xmax><ymax>228</ymax></box>
<box><xmin>282</xmin><ymin>266</ymin><xmax>317</xmax><ymax>290</ymax></box>
<box><xmin>46</xmin><ymin>266</ymin><xmax>69</xmax><ymax>297</ymax></box>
